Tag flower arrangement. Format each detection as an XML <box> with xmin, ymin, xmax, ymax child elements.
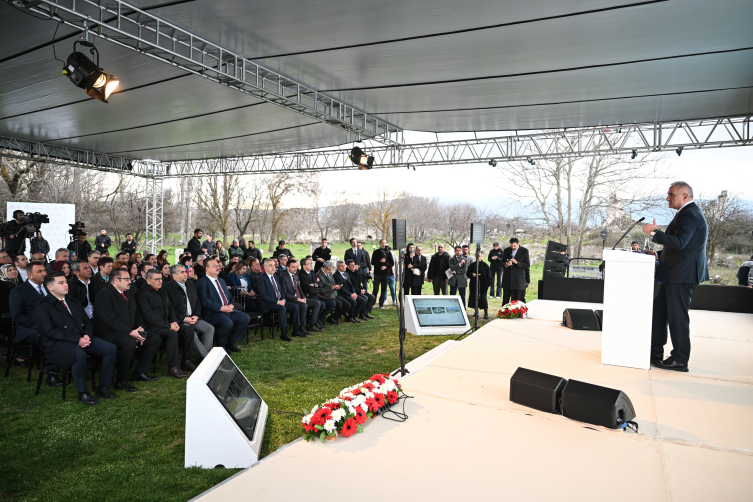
<box><xmin>302</xmin><ymin>374</ymin><xmax>402</xmax><ymax>442</ymax></box>
<box><xmin>497</xmin><ymin>300</ymin><xmax>528</xmax><ymax>319</ymax></box>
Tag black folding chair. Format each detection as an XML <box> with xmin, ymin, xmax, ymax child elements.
<box><xmin>228</xmin><ymin>286</ymin><xmax>264</xmax><ymax>342</ymax></box>
<box><xmin>34</xmin><ymin>330</ymin><xmax>96</xmax><ymax>399</ymax></box>
<box><xmin>4</xmin><ymin>321</ymin><xmax>36</xmax><ymax>382</ymax></box>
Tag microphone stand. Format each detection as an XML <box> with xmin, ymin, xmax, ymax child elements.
<box><xmin>394</xmin><ymin>247</ymin><xmax>409</xmax><ymax>377</ymax></box>
<box><xmin>612</xmin><ymin>217</ymin><xmax>645</xmax><ymax>250</ymax></box>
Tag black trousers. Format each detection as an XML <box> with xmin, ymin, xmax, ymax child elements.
<box><xmin>264</xmin><ymin>302</ymin><xmax>299</xmax><ymax>333</ymax></box>
<box><xmin>503</xmin><ymin>288</ymin><xmax>526</xmax><ymax>305</ymax></box>
<box><xmin>450</xmin><ymin>285</ymin><xmax>467</xmax><ymax>307</ymax></box>
<box><xmin>340</xmin><ymin>294</ymin><xmax>366</xmax><ymax>318</ymax></box>
<box><xmin>431</xmin><ymin>280</ymin><xmax>448</xmax><ymax>295</ymax></box>
<box><xmin>213</xmin><ymin>310</ymin><xmax>252</xmax><ymax>346</ymax></box>
<box><xmin>110</xmin><ymin>332</ymin><xmax>161</xmax><ymax>382</ymax></box>
<box><xmin>372</xmin><ymin>274</ymin><xmax>389</xmax><ymax>305</ymax></box>
<box><xmin>357</xmin><ymin>293</ymin><xmax>376</xmax><ymax>315</ymax></box>
<box><xmin>316</xmin><ymin>298</ymin><xmax>336</xmax><ymax>324</ymax></box>
<box><xmin>290</xmin><ymin>300</ymin><xmax>308</xmax><ymax>330</ymax></box>
<box><xmin>651</xmin><ymin>283</ymin><xmax>697</xmax><ymax>364</ymax></box>
<box><xmin>330</xmin><ymin>297</ymin><xmax>348</xmax><ymax>320</ymax></box>
<box><xmin>410</xmin><ymin>283</ymin><xmax>423</xmax><ymax>295</ymax></box>
<box><xmin>490</xmin><ymin>267</ymin><xmax>503</xmax><ymax>297</ymax></box>
<box><xmin>152</xmin><ymin>328</ymin><xmax>181</xmax><ymax>368</ymax></box>
<box><xmin>304</xmin><ymin>297</ymin><xmax>324</xmax><ymax>326</ymax></box>
<box><xmin>71</xmin><ymin>338</ymin><xmax>117</xmax><ymax>393</ymax></box>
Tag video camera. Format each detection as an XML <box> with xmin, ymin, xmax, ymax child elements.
<box><xmin>0</xmin><ymin>211</ymin><xmax>50</xmax><ymax>240</ymax></box>
<box><xmin>68</xmin><ymin>221</ymin><xmax>86</xmax><ymax>237</ymax></box>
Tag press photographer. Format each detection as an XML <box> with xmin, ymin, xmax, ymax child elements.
<box><xmin>67</xmin><ymin>222</ymin><xmax>92</xmax><ymax>259</ymax></box>
<box><xmin>1</xmin><ymin>210</ymin><xmax>50</xmax><ymax>255</ymax></box>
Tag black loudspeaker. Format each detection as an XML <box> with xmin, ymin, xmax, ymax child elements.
<box><xmin>510</xmin><ymin>367</ymin><xmax>567</xmax><ymax>413</ymax></box>
<box><xmin>594</xmin><ymin>310</ymin><xmax>603</xmax><ymax>329</ymax></box>
<box><xmin>561</xmin><ymin>380</ymin><xmax>636</xmax><ymax>429</ymax></box>
<box><xmin>562</xmin><ymin>308</ymin><xmax>600</xmax><ymax>331</ymax></box>
<box><xmin>392</xmin><ymin>219</ymin><xmax>406</xmax><ymax>250</ymax></box>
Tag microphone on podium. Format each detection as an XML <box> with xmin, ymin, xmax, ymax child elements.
<box><xmin>612</xmin><ymin>217</ymin><xmax>646</xmax><ymax>250</ymax></box>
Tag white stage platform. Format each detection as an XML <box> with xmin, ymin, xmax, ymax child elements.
<box><xmin>193</xmin><ymin>309</ymin><xmax>753</xmax><ymax>502</ymax></box>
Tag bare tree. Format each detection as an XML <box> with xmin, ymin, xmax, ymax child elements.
<box><xmin>697</xmin><ymin>190</ymin><xmax>753</xmax><ymax>259</ymax></box>
<box><xmin>233</xmin><ymin>175</ymin><xmax>265</xmax><ymax>241</ymax></box>
<box><xmin>441</xmin><ymin>202</ymin><xmax>478</xmax><ymax>247</ymax></box>
<box><xmin>265</xmin><ymin>172</ymin><xmax>313</xmax><ymax>251</ymax></box>
<box><xmin>195</xmin><ymin>174</ymin><xmax>241</xmax><ymax>242</ymax></box>
<box><xmin>327</xmin><ymin>193</ymin><xmax>361</xmax><ymax>242</ymax></box>
<box><xmin>363</xmin><ymin>188</ymin><xmax>407</xmax><ymax>241</ymax></box>
<box><xmin>0</xmin><ymin>156</ymin><xmax>52</xmax><ymax>211</ymax></box>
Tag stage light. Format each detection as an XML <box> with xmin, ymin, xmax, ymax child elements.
<box><xmin>349</xmin><ymin>146</ymin><xmax>374</xmax><ymax>170</ymax></box>
<box><xmin>488</xmin><ymin>159</ymin><xmax>497</xmax><ymax>167</ymax></box>
<box><xmin>676</xmin><ymin>146</ymin><xmax>683</xmax><ymax>156</ymax></box>
<box><xmin>62</xmin><ymin>41</ymin><xmax>119</xmax><ymax>103</ymax></box>
<box><xmin>527</xmin><ymin>157</ymin><xmax>535</xmax><ymax>165</ymax></box>
<box><xmin>631</xmin><ymin>150</ymin><xmax>638</xmax><ymax>160</ymax></box>
<box><xmin>412</xmin><ymin>165</ymin><xmax>416</xmax><ymax>171</ymax></box>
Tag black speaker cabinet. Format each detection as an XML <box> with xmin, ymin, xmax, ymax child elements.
<box><xmin>594</xmin><ymin>310</ymin><xmax>604</xmax><ymax>329</ymax></box>
<box><xmin>561</xmin><ymin>380</ymin><xmax>636</xmax><ymax>429</ymax></box>
<box><xmin>510</xmin><ymin>367</ymin><xmax>567</xmax><ymax>413</ymax></box>
<box><xmin>562</xmin><ymin>308</ymin><xmax>600</xmax><ymax>331</ymax></box>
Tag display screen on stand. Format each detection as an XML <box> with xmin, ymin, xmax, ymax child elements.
<box><xmin>413</xmin><ymin>298</ymin><xmax>467</xmax><ymax>327</ymax></box>
<box><xmin>206</xmin><ymin>356</ymin><xmax>263</xmax><ymax>441</ymax></box>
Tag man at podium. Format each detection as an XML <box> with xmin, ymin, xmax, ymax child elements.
<box><xmin>642</xmin><ymin>181</ymin><xmax>708</xmax><ymax>372</ymax></box>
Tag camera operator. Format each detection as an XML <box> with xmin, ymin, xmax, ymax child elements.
<box><xmin>68</xmin><ymin>230</ymin><xmax>92</xmax><ymax>259</ymax></box>
<box><xmin>4</xmin><ymin>210</ymin><xmax>27</xmax><ymax>255</ymax></box>
<box><xmin>30</xmin><ymin>231</ymin><xmax>50</xmax><ymax>259</ymax></box>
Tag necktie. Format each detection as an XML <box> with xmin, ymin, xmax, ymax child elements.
<box><xmin>293</xmin><ymin>274</ymin><xmax>303</xmax><ymax>299</ymax></box>
<box><xmin>217</xmin><ymin>280</ymin><xmax>228</xmax><ymax>305</ymax></box>
<box><xmin>60</xmin><ymin>299</ymin><xmax>70</xmax><ymax>314</ymax></box>
<box><xmin>270</xmin><ymin>275</ymin><xmax>281</xmax><ymax>300</ymax></box>
<box><xmin>37</xmin><ymin>285</ymin><xmax>44</xmax><ymax>296</ymax></box>
<box><xmin>121</xmin><ymin>292</ymin><xmax>128</xmax><ymax>302</ymax></box>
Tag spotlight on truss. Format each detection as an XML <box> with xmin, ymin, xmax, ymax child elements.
<box><xmin>631</xmin><ymin>150</ymin><xmax>638</xmax><ymax>160</ymax></box>
<box><xmin>676</xmin><ymin>146</ymin><xmax>683</xmax><ymax>156</ymax></box>
<box><xmin>350</xmin><ymin>146</ymin><xmax>375</xmax><ymax>170</ymax></box>
<box><xmin>62</xmin><ymin>41</ymin><xmax>119</xmax><ymax>103</ymax></box>
<box><xmin>527</xmin><ymin>157</ymin><xmax>535</xmax><ymax>165</ymax></box>
<box><xmin>488</xmin><ymin>159</ymin><xmax>497</xmax><ymax>167</ymax></box>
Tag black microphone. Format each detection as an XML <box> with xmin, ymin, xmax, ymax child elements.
<box><xmin>612</xmin><ymin>217</ymin><xmax>646</xmax><ymax>250</ymax></box>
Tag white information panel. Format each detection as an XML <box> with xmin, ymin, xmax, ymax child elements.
<box><xmin>6</xmin><ymin>202</ymin><xmax>76</xmax><ymax>259</ymax></box>
<box><xmin>185</xmin><ymin>348</ymin><xmax>268</xmax><ymax>468</ymax></box>
<box><xmin>405</xmin><ymin>295</ymin><xmax>471</xmax><ymax>336</ymax></box>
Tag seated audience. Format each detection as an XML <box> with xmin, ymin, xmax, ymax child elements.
<box><xmin>160</xmin><ymin>262</ymin><xmax>172</xmax><ymax>283</ymax></box>
<box><xmin>68</xmin><ymin>261</ymin><xmax>102</xmax><ymax>319</ymax></box>
<box><xmin>272</xmin><ymin>240</ymin><xmax>292</xmax><ymax>259</ymax></box>
<box><xmin>133</xmin><ymin>262</ymin><xmax>152</xmax><ymax>291</ymax></box>
<box><xmin>298</xmin><ymin>257</ymin><xmax>336</xmax><ymax>330</ymax></box>
<box><xmin>226</xmin><ymin>260</ymin><xmax>258</xmax><ymax>310</ymax></box>
<box><xmin>129</xmin><ymin>252</ymin><xmax>142</xmax><ymax>265</ymax></box>
<box><xmin>334</xmin><ymin>260</ymin><xmax>365</xmax><ymax>323</ymax></box>
<box><xmin>115</xmin><ymin>251</ymin><xmax>129</xmax><ymax>262</ymax></box>
<box><xmin>276</xmin><ymin>255</ymin><xmax>288</xmax><ymax>276</ymax></box>
<box><xmin>164</xmin><ymin>265</ymin><xmax>215</xmax><ymax>369</ymax></box>
<box><xmin>0</xmin><ymin>264</ymin><xmax>20</xmax><ymax>342</ymax></box>
<box><xmin>47</xmin><ymin>248</ymin><xmax>69</xmax><ymax>274</ymax></box>
<box><xmin>346</xmin><ymin>260</ymin><xmax>376</xmax><ymax>320</ymax></box>
<box><xmin>280</xmin><ymin>259</ymin><xmax>320</xmax><ymax>333</ymax></box>
<box><xmin>215</xmin><ymin>241</ymin><xmax>227</xmax><ymax>267</ymax></box>
<box><xmin>156</xmin><ymin>250</ymin><xmax>169</xmax><ymax>266</ymax></box>
<box><xmin>255</xmin><ymin>258</ymin><xmax>302</xmax><ymax>342</ymax></box>
<box><xmin>52</xmin><ymin>260</ymin><xmax>72</xmax><ymax>279</ymax></box>
<box><xmin>87</xmin><ymin>250</ymin><xmax>101</xmax><ymax>275</ymax></box>
<box><xmin>35</xmin><ymin>271</ymin><xmax>118</xmax><ymax>406</ymax></box>
<box><xmin>92</xmin><ymin>257</ymin><xmax>113</xmax><ymax>286</ymax></box>
<box><xmin>316</xmin><ymin>261</ymin><xmax>348</xmax><ymax>325</ymax></box>
<box><xmin>128</xmin><ymin>261</ymin><xmax>139</xmax><ymax>282</ymax></box>
<box><xmin>13</xmin><ymin>253</ymin><xmax>29</xmax><ymax>282</ymax></box>
<box><xmin>195</xmin><ymin>257</ymin><xmax>250</xmax><ymax>353</ymax></box>
<box><xmin>194</xmin><ymin>254</ymin><xmax>207</xmax><ymax>279</ymax></box>
<box><xmin>736</xmin><ymin>255</ymin><xmax>753</xmax><ymax>287</ymax></box>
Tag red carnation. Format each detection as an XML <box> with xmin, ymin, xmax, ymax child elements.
<box><xmin>511</xmin><ymin>309</ymin><xmax>518</xmax><ymax>315</ymax></box>
<box><xmin>371</xmin><ymin>374</ymin><xmax>386</xmax><ymax>385</ymax></box>
<box><xmin>311</xmin><ymin>408</ymin><xmax>332</xmax><ymax>425</ymax></box>
<box><xmin>503</xmin><ymin>309</ymin><xmax>510</xmax><ymax>315</ymax></box>
<box><xmin>354</xmin><ymin>406</ymin><xmax>367</xmax><ymax>424</ymax></box>
<box><xmin>302</xmin><ymin>421</ymin><xmax>317</xmax><ymax>433</ymax></box>
<box><xmin>387</xmin><ymin>391</ymin><xmax>399</xmax><ymax>404</ymax></box>
<box><xmin>362</xmin><ymin>382</ymin><xmax>375</xmax><ymax>391</ymax></box>
<box><xmin>340</xmin><ymin>418</ymin><xmax>358</xmax><ymax>438</ymax></box>
<box><xmin>323</xmin><ymin>401</ymin><xmax>340</xmax><ymax>410</ymax></box>
<box><xmin>365</xmin><ymin>396</ymin><xmax>379</xmax><ymax>412</ymax></box>
<box><xmin>351</xmin><ymin>388</ymin><xmax>362</xmax><ymax>395</ymax></box>
<box><xmin>373</xmin><ymin>392</ymin><xmax>386</xmax><ymax>408</ymax></box>
<box><xmin>340</xmin><ymin>395</ymin><xmax>352</xmax><ymax>401</ymax></box>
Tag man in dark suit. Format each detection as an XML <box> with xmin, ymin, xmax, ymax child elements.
<box><xmin>187</xmin><ymin>229</ymin><xmax>206</xmax><ymax>261</ymax></box>
<box><xmin>133</xmin><ymin>262</ymin><xmax>152</xmax><ymax>291</ymax></box>
<box><xmin>9</xmin><ymin>261</ymin><xmax>60</xmax><ymax>383</ymax></box>
<box><xmin>643</xmin><ymin>182</ymin><xmax>709</xmax><ymax>372</ymax></box>
<box><xmin>403</xmin><ymin>244</ymin><xmax>427</xmax><ymax>296</ymax></box>
<box><xmin>255</xmin><ymin>258</ymin><xmax>301</xmax><ymax>341</ymax></box>
<box><xmin>195</xmin><ymin>257</ymin><xmax>250</xmax><ymax>352</ymax></box>
<box><xmin>93</xmin><ymin>268</ymin><xmax>161</xmax><ymax>391</ymax></box>
<box><xmin>346</xmin><ymin>260</ymin><xmax>376</xmax><ymax>320</ymax></box>
<box><xmin>501</xmin><ymin>238</ymin><xmax>530</xmax><ymax>304</ymax></box>
<box><xmin>67</xmin><ymin>261</ymin><xmax>102</xmax><ymax>319</ymax></box>
<box><xmin>344</xmin><ymin>238</ymin><xmax>367</xmax><ymax>292</ymax></box>
<box><xmin>357</xmin><ymin>242</ymin><xmax>372</xmax><ymax>291</ymax></box>
<box><xmin>120</xmin><ymin>233</ymin><xmax>137</xmax><ymax>255</ymax></box>
<box><xmin>316</xmin><ymin>261</ymin><xmax>348</xmax><ymax>325</ymax></box>
<box><xmin>276</xmin><ymin>255</ymin><xmax>288</xmax><ymax>276</ymax></box>
<box><xmin>312</xmin><ymin>239</ymin><xmax>331</xmax><ymax>273</ymax></box>
<box><xmin>371</xmin><ymin>239</ymin><xmax>394</xmax><ymax>308</ymax></box>
<box><xmin>335</xmin><ymin>260</ymin><xmax>365</xmax><ymax>322</ymax></box>
<box><xmin>298</xmin><ymin>257</ymin><xmax>336</xmax><ymax>329</ymax></box>
<box><xmin>35</xmin><ymin>272</ymin><xmax>118</xmax><ymax>406</ymax></box>
<box><xmin>427</xmin><ymin>244</ymin><xmax>451</xmax><ymax>296</ymax></box>
<box><xmin>164</xmin><ymin>264</ymin><xmax>215</xmax><ymax>366</ymax></box>
<box><xmin>135</xmin><ymin>269</ymin><xmax>189</xmax><ymax>378</ymax></box>
<box><xmin>487</xmin><ymin>242</ymin><xmax>504</xmax><ymax>298</ymax></box>
<box><xmin>279</xmin><ymin>259</ymin><xmax>318</xmax><ymax>334</ymax></box>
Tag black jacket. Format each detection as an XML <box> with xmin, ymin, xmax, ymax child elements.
<box><xmin>164</xmin><ymin>279</ymin><xmax>202</xmax><ymax>321</ymax></box>
<box><xmin>67</xmin><ymin>277</ymin><xmax>103</xmax><ymax>312</ymax></box>
<box><xmin>272</xmin><ymin>247</ymin><xmax>292</xmax><ymax>259</ymax></box>
<box><xmin>501</xmin><ymin>246</ymin><xmax>531</xmax><ymax>290</ymax></box>
<box><xmin>652</xmin><ymin>202</ymin><xmax>709</xmax><ymax>284</ymax></box>
<box><xmin>280</xmin><ymin>270</ymin><xmax>307</xmax><ymax>303</ymax></box>
<box><xmin>92</xmin><ymin>283</ymin><xmax>143</xmax><ymax>342</ymax></box>
<box><xmin>334</xmin><ymin>270</ymin><xmax>357</xmax><ymax>297</ymax></box>
<box><xmin>121</xmin><ymin>239</ymin><xmax>137</xmax><ymax>254</ymax></box>
<box><xmin>312</xmin><ymin>247</ymin><xmax>331</xmax><ymax>272</ymax></box>
<box><xmin>243</xmin><ymin>247</ymin><xmax>263</xmax><ymax>263</ymax></box>
<box><xmin>3</xmin><ymin>220</ymin><xmax>27</xmax><ymax>254</ymax></box>
<box><xmin>298</xmin><ymin>269</ymin><xmax>323</xmax><ymax>298</ymax></box>
<box><xmin>135</xmin><ymin>286</ymin><xmax>178</xmax><ymax>333</ymax></box>
<box><xmin>344</xmin><ymin>248</ymin><xmax>369</xmax><ymax>276</ymax></box>
<box><xmin>94</xmin><ymin>234</ymin><xmax>112</xmax><ymax>250</ymax></box>
<box><xmin>187</xmin><ymin>236</ymin><xmax>204</xmax><ymax>260</ymax></box>
<box><xmin>427</xmin><ymin>251</ymin><xmax>451</xmax><ymax>280</ymax></box>
<box><xmin>35</xmin><ymin>293</ymin><xmax>93</xmax><ymax>368</ymax></box>
<box><xmin>30</xmin><ymin>237</ymin><xmax>50</xmax><ymax>256</ymax></box>
<box><xmin>371</xmin><ymin>248</ymin><xmax>394</xmax><ymax>276</ymax></box>
<box><xmin>487</xmin><ymin>248</ymin><xmax>505</xmax><ymax>270</ymax></box>
<box><xmin>67</xmin><ymin>240</ymin><xmax>92</xmax><ymax>258</ymax></box>
<box><xmin>404</xmin><ymin>253</ymin><xmax>427</xmax><ymax>288</ymax></box>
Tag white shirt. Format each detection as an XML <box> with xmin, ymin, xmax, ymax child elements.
<box><xmin>32</xmin><ymin>282</ymin><xmax>46</xmax><ymax>296</ymax></box>
<box><xmin>288</xmin><ymin>272</ymin><xmax>302</xmax><ymax>299</ymax></box>
<box><xmin>266</xmin><ymin>273</ymin><xmax>281</xmax><ymax>300</ymax></box>
<box><xmin>207</xmin><ymin>276</ymin><xmax>227</xmax><ymax>305</ymax></box>
<box><xmin>176</xmin><ymin>280</ymin><xmax>192</xmax><ymax>317</ymax></box>
<box><xmin>677</xmin><ymin>200</ymin><xmax>695</xmax><ymax>213</ymax></box>
<box><xmin>18</xmin><ymin>268</ymin><xmax>28</xmax><ymax>282</ymax></box>
<box><xmin>78</xmin><ymin>278</ymin><xmax>93</xmax><ymax>319</ymax></box>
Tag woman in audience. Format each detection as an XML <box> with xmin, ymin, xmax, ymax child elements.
<box><xmin>215</xmin><ymin>241</ymin><xmax>228</xmax><ymax>267</ymax></box>
<box><xmin>128</xmin><ymin>261</ymin><xmax>139</xmax><ymax>282</ymax></box>
<box><xmin>112</xmin><ymin>260</ymin><xmax>129</xmax><ymax>271</ymax></box>
<box><xmin>228</xmin><ymin>239</ymin><xmax>244</xmax><ymax>260</ymax></box>
<box><xmin>227</xmin><ymin>260</ymin><xmax>252</xmax><ymax>291</ymax></box>
<box><xmin>130</xmin><ymin>252</ymin><xmax>142</xmax><ymax>265</ymax></box>
<box><xmin>186</xmin><ymin>265</ymin><xmax>197</xmax><ymax>283</ymax></box>
<box><xmin>69</xmin><ymin>251</ymin><xmax>78</xmax><ymax>264</ymax></box>
<box><xmin>156</xmin><ymin>250</ymin><xmax>169</xmax><ymax>266</ymax></box>
<box><xmin>0</xmin><ymin>264</ymin><xmax>20</xmax><ymax>343</ymax></box>
<box><xmin>160</xmin><ymin>261</ymin><xmax>172</xmax><ymax>283</ymax></box>
<box><xmin>52</xmin><ymin>260</ymin><xmax>72</xmax><ymax>279</ymax></box>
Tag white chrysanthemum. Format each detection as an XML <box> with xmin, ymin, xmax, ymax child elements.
<box><xmin>364</xmin><ymin>391</ymin><xmax>374</xmax><ymax>399</ymax></box>
<box><xmin>383</xmin><ymin>380</ymin><xmax>395</xmax><ymax>391</ymax></box>
<box><xmin>311</xmin><ymin>405</ymin><xmax>319</xmax><ymax>414</ymax></box>
<box><xmin>345</xmin><ymin>404</ymin><xmax>356</xmax><ymax>415</ymax></box>
<box><xmin>359</xmin><ymin>403</ymin><xmax>368</xmax><ymax>413</ymax></box>
<box><xmin>352</xmin><ymin>395</ymin><xmax>366</xmax><ymax>406</ymax></box>
<box><xmin>331</xmin><ymin>408</ymin><xmax>346</xmax><ymax>421</ymax></box>
<box><xmin>323</xmin><ymin>419</ymin><xmax>337</xmax><ymax>433</ymax></box>
<box><xmin>302</xmin><ymin>414</ymin><xmax>313</xmax><ymax>425</ymax></box>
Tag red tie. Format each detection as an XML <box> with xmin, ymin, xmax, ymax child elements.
<box><xmin>121</xmin><ymin>292</ymin><xmax>128</xmax><ymax>302</ymax></box>
<box><xmin>217</xmin><ymin>282</ymin><xmax>228</xmax><ymax>306</ymax></box>
<box><xmin>60</xmin><ymin>299</ymin><xmax>70</xmax><ymax>313</ymax></box>
<box><xmin>293</xmin><ymin>274</ymin><xmax>303</xmax><ymax>299</ymax></box>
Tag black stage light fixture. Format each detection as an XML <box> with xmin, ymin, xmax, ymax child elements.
<box><xmin>676</xmin><ymin>146</ymin><xmax>683</xmax><ymax>156</ymax></box>
<box><xmin>489</xmin><ymin>159</ymin><xmax>497</xmax><ymax>167</ymax></box>
<box><xmin>631</xmin><ymin>150</ymin><xmax>638</xmax><ymax>160</ymax></box>
<box><xmin>62</xmin><ymin>41</ymin><xmax>119</xmax><ymax>103</ymax></box>
<box><xmin>349</xmin><ymin>146</ymin><xmax>374</xmax><ymax>170</ymax></box>
<box><xmin>527</xmin><ymin>157</ymin><xmax>536</xmax><ymax>165</ymax></box>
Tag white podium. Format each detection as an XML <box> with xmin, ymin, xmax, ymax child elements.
<box><xmin>601</xmin><ymin>249</ymin><xmax>656</xmax><ymax>369</ymax></box>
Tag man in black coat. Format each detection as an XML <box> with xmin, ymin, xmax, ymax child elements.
<box><xmin>187</xmin><ymin>229</ymin><xmax>206</xmax><ymax>261</ymax></box>
<box><xmin>357</xmin><ymin>242</ymin><xmax>372</xmax><ymax>291</ymax></box>
<box><xmin>272</xmin><ymin>240</ymin><xmax>292</xmax><ymax>260</ymax></box>
<box><xmin>94</xmin><ymin>230</ymin><xmax>112</xmax><ymax>254</ymax></box>
<box><xmin>346</xmin><ymin>260</ymin><xmax>376</xmax><ymax>320</ymax></box>
<box><xmin>334</xmin><ymin>261</ymin><xmax>365</xmax><ymax>322</ymax></box>
<box><xmin>643</xmin><ymin>181</ymin><xmax>709</xmax><ymax>372</ymax></box>
<box><xmin>243</xmin><ymin>240</ymin><xmax>263</xmax><ymax>263</ymax></box>
<box><xmin>371</xmin><ymin>239</ymin><xmax>394</xmax><ymax>308</ymax></box>
<box><xmin>164</xmin><ymin>264</ymin><xmax>215</xmax><ymax>368</ymax></box>
<box><xmin>298</xmin><ymin>257</ymin><xmax>336</xmax><ymax>328</ymax></box>
<box><xmin>4</xmin><ymin>210</ymin><xmax>28</xmax><ymax>255</ymax></box>
<box><xmin>312</xmin><ymin>238</ymin><xmax>331</xmax><ymax>273</ymax></box>
<box><xmin>35</xmin><ymin>272</ymin><xmax>118</xmax><ymax>406</ymax></box>
<box><xmin>344</xmin><ymin>238</ymin><xmax>368</xmax><ymax>292</ymax></box>
<box><xmin>67</xmin><ymin>261</ymin><xmax>102</xmax><ymax>319</ymax></box>
<box><xmin>135</xmin><ymin>269</ymin><xmax>189</xmax><ymax>378</ymax></box>
<box><xmin>501</xmin><ymin>237</ymin><xmax>530</xmax><ymax>304</ymax></box>
<box><xmin>487</xmin><ymin>242</ymin><xmax>505</xmax><ymax>298</ymax></box>
<box><xmin>67</xmin><ymin>232</ymin><xmax>93</xmax><ymax>261</ymax></box>
<box><xmin>120</xmin><ymin>233</ymin><xmax>137</xmax><ymax>255</ymax></box>
<box><xmin>93</xmin><ymin>268</ymin><xmax>161</xmax><ymax>391</ymax></box>
<box><xmin>427</xmin><ymin>244</ymin><xmax>451</xmax><ymax>296</ymax></box>
<box><xmin>403</xmin><ymin>245</ymin><xmax>427</xmax><ymax>296</ymax></box>
<box><xmin>280</xmin><ymin>259</ymin><xmax>320</xmax><ymax>333</ymax></box>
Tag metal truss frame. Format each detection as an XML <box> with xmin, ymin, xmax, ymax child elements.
<box><xmin>144</xmin><ymin>175</ymin><xmax>163</xmax><ymax>255</ymax></box>
<box><xmin>161</xmin><ymin>116</ymin><xmax>752</xmax><ymax>176</ymax></box>
<box><xmin>11</xmin><ymin>0</ymin><xmax>402</xmax><ymax>144</ymax></box>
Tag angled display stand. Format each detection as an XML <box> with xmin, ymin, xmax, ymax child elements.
<box><xmin>405</xmin><ymin>295</ymin><xmax>471</xmax><ymax>336</ymax></box>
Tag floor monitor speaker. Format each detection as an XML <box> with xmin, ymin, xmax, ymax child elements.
<box><xmin>510</xmin><ymin>367</ymin><xmax>567</xmax><ymax>413</ymax></box>
<box><xmin>562</xmin><ymin>308</ymin><xmax>600</xmax><ymax>331</ymax></box>
<box><xmin>561</xmin><ymin>380</ymin><xmax>636</xmax><ymax>429</ymax></box>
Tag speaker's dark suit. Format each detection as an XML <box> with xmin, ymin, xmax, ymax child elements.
<box><xmin>255</xmin><ymin>272</ymin><xmax>299</xmax><ymax>332</ymax></box>
<box><xmin>9</xmin><ymin>280</ymin><xmax>46</xmax><ymax>343</ymax></box>
<box><xmin>93</xmin><ymin>283</ymin><xmax>161</xmax><ymax>383</ymax></box>
<box><xmin>35</xmin><ymin>293</ymin><xmax>116</xmax><ymax>393</ymax></box>
<box><xmin>135</xmin><ymin>286</ymin><xmax>183</xmax><ymax>367</ymax></box>
<box><xmin>335</xmin><ymin>270</ymin><xmax>366</xmax><ymax>318</ymax></box>
<box><xmin>651</xmin><ymin>202</ymin><xmax>709</xmax><ymax>364</ymax></box>
<box><xmin>195</xmin><ymin>275</ymin><xmax>250</xmax><ymax>347</ymax></box>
